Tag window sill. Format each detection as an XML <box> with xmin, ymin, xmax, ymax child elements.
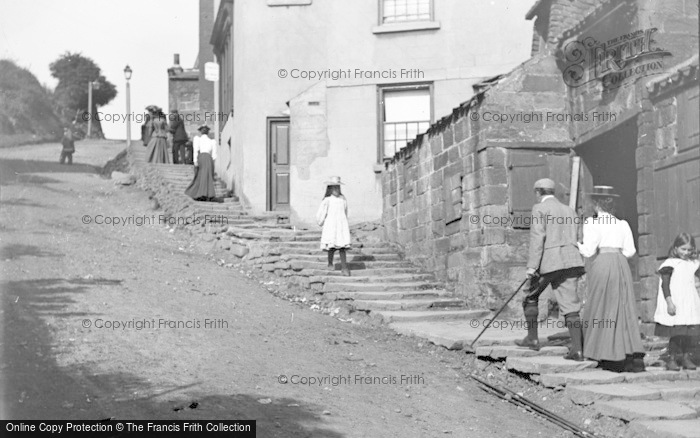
<box><xmin>267</xmin><ymin>0</ymin><xmax>311</xmax><ymax>6</ymax></box>
<box><xmin>372</xmin><ymin>21</ymin><xmax>441</xmax><ymax>34</ymax></box>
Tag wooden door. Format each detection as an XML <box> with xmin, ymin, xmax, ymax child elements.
<box><xmin>268</xmin><ymin>119</ymin><xmax>290</xmax><ymax>211</ymax></box>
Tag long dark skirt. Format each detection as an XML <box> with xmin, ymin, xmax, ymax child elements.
<box><xmin>185</xmin><ymin>153</ymin><xmax>216</xmax><ymax>200</ymax></box>
<box><xmin>582</xmin><ymin>252</ymin><xmax>644</xmax><ymax>361</ymax></box>
<box><xmin>145</xmin><ymin>136</ymin><xmax>170</xmax><ymax>164</ymax></box>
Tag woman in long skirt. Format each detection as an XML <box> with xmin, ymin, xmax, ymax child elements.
<box><xmin>145</xmin><ymin>108</ymin><xmax>170</xmax><ymax>164</ymax></box>
<box><xmin>185</xmin><ymin>125</ymin><xmax>217</xmax><ymax>201</ymax></box>
<box><xmin>577</xmin><ymin>186</ymin><xmax>645</xmax><ymax>372</ymax></box>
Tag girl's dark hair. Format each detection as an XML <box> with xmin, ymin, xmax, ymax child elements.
<box><xmin>323</xmin><ymin>185</ymin><xmax>342</xmax><ymax>199</ymax></box>
<box><xmin>668</xmin><ymin>232</ymin><xmax>697</xmax><ymax>259</ymax></box>
<box><xmin>592</xmin><ymin>196</ymin><xmax>616</xmax><ymax>216</ymax></box>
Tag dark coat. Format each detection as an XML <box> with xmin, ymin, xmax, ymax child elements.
<box><xmin>141</xmin><ymin>114</ymin><xmax>152</xmax><ymax>146</ymax></box>
<box><xmin>61</xmin><ymin>133</ymin><xmax>75</xmax><ymax>152</ymax></box>
<box><xmin>169</xmin><ymin>116</ymin><xmax>188</xmax><ymax>142</ymax></box>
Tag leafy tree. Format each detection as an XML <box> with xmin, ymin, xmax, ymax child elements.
<box><xmin>50</xmin><ymin>52</ymin><xmax>117</xmax><ymax>138</ymax></box>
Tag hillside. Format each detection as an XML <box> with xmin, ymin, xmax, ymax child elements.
<box><xmin>0</xmin><ymin>59</ymin><xmax>63</xmax><ymax>147</ymax></box>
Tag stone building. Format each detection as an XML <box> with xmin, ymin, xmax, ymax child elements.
<box><xmin>381</xmin><ymin>0</ymin><xmax>699</xmax><ymax>334</ymax></box>
<box><xmin>208</xmin><ymin>0</ymin><xmax>534</xmax><ymax>226</ymax></box>
<box><xmin>168</xmin><ymin>0</ymin><xmax>216</xmax><ymax>137</ymax></box>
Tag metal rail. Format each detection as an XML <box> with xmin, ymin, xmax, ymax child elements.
<box><xmin>470</xmin><ymin>374</ymin><xmax>600</xmax><ymax>438</ymax></box>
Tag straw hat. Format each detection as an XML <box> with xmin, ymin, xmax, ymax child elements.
<box><xmin>324</xmin><ymin>176</ymin><xmax>344</xmax><ymax>185</ymax></box>
<box><xmin>589</xmin><ymin>185</ymin><xmax>619</xmax><ymax>198</ymax></box>
<box><xmin>197</xmin><ymin>124</ymin><xmax>211</xmax><ymax>133</ymax></box>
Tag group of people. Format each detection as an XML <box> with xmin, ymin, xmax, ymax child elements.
<box><xmin>141</xmin><ymin>106</ymin><xmax>191</xmax><ymax>165</ymax></box>
<box><xmin>518</xmin><ymin>178</ymin><xmax>699</xmax><ymax>373</ymax></box>
<box><xmin>141</xmin><ymin>105</ymin><xmax>219</xmax><ymax>202</ymax></box>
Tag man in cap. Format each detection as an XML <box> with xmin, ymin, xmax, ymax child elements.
<box><xmin>515</xmin><ymin>178</ymin><xmax>586</xmax><ymax>361</ymax></box>
<box><xmin>168</xmin><ymin>108</ymin><xmax>188</xmax><ymax>164</ymax></box>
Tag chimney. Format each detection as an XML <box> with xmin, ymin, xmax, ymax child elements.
<box><xmin>168</xmin><ymin>53</ymin><xmax>184</xmax><ymax>76</ymax></box>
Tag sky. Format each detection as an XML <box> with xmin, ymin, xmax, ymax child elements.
<box><xmin>0</xmin><ymin>0</ymin><xmax>199</xmax><ymax>139</ymax></box>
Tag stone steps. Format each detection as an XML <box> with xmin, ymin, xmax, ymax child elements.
<box><xmin>324</xmin><ymin>290</ymin><xmax>452</xmax><ymax>301</ymax></box>
<box><xmin>463</xmin><ymin>311</ymin><xmax>700</xmax><ymax>438</ymax></box>
<box><xmin>374</xmin><ymin>309</ymin><xmax>490</xmax><ymax>324</ymax></box>
<box><xmin>350</xmin><ymin>298</ymin><xmax>465</xmax><ymax>311</ymax></box>
<box><xmin>290</xmin><ymin>260</ymin><xmax>417</xmax><ymax>271</ymax></box>
<box><xmin>310</xmin><ymin>273</ymin><xmax>434</xmax><ymax>284</ymax></box>
<box><xmin>298</xmin><ymin>267</ymin><xmax>419</xmax><ymax>277</ymax></box>
<box><xmin>276</xmin><ymin>246</ymin><xmax>398</xmax><ymax>255</ymax></box>
<box><xmin>290</xmin><ymin>253</ymin><xmax>404</xmax><ymax>262</ymax></box>
<box><xmin>322</xmin><ymin>281</ymin><xmax>443</xmax><ymax>292</ymax></box>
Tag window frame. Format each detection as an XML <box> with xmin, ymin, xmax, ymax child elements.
<box><xmin>377</xmin><ymin>82</ymin><xmax>434</xmax><ymax>163</ymax></box>
<box><xmin>378</xmin><ymin>0</ymin><xmax>434</xmax><ymax>25</ymax></box>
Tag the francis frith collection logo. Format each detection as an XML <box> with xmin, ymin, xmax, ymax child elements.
<box><xmin>561</xmin><ymin>28</ymin><xmax>672</xmax><ymax>90</ymax></box>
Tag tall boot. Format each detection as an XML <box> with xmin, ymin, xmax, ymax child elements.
<box><xmin>680</xmin><ymin>336</ymin><xmax>697</xmax><ymax>370</ymax></box>
<box><xmin>339</xmin><ymin>249</ymin><xmax>350</xmax><ymax>276</ymax></box>
<box><xmin>327</xmin><ymin>248</ymin><xmax>336</xmax><ymax>270</ymax></box>
<box><xmin>667</xmin><ymin>336</ymin><xmax>681</xmax><ymax>371</ymax></box>
<box><xmin>514</xmin><ymin>301</ymin><xmax>540</xmax><ymax>350</ymax></box>
<box><xmin>563</xmin><ymin>312</ymin><xmax>584</xmax><ymax>361</ymax></box>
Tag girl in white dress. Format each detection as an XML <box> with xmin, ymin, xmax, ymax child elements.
<box><xmin>653</xmin><ymin>233</ymin><xmax>700</xmax><ymax>371</ymax></box>
<box><xmin>316</xmin><ymin>176</ymin><xmax>351</xmax><ymax>276</ymax></box>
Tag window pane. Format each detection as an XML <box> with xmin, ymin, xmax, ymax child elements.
<box><xmin>384</xmin><ymin>88</ymin><xmax>430</xmax><ymax>123</ymax></box>
<box><xmin>382</xmin><ymin>87</ymin><xmax>431</xmax><ymax>158</ymax></box>
<box><xmin>383</xmin><ymin>0</ymin><xmax>431</xmax><ymax>23</ymax></box>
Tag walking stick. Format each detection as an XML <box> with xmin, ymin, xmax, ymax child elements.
<box><xmin>464</xmin><ymin>277</ymin><xmax>529</xmax><ymax>354</ymax></box>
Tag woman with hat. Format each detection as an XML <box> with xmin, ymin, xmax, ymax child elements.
<box><xmin>316</xmin><ymin>176</ymin><xmax>351</xmax><ymax>276</ymax></box>
<box><xmin>577</xmin><ymin>185</ymin><xmax>645</xmax><ymax>372</ymax></box>
<box><xmin>145</xmin><ymin>107</ymin><xmax>170</xmax><ymax>163</ymax></box>
<box><xmin>185</xmin><ymin>124</ymin><xmax>217</xmax><ymax>201</ymax></box>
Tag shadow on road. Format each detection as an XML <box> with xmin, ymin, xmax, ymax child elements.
<box><xmin>1</xmin><ymin>277</ymin><xmax>345</xmax><ymax>437</ymax></box>
<box><xmin>0</xmin><ymin>158</ymin><xmax>101</xmax><ymax>185</ymax></box>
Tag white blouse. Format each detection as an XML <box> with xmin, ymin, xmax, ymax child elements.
<box><xmin>193</xmin><ymin>135</ymin><xmax>217</xmax><ymax>165</ymax></box>
<box><xmin>578</xmin><ymin>212</ymin><xmax>636</xmax><ymax>258</ymax></box>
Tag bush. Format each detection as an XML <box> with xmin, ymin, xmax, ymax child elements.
<box><xmin>0</xmin><ymin>59</ymin><xmax>63</xmax><ymax>144</ymax></box>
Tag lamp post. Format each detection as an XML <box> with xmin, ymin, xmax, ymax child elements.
<box><xmin>124</xmin><ymin>65</ymin><xmax>132</xmax><ymax>148</ymax></box>
<box><xmin>87</xmin><ymin>81</ymin><xmax>94</xmax><ymax>138</ymax></box>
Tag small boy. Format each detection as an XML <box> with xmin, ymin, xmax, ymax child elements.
<box><xmin>60</xmin><ymin>128</ymin><xmax>75</xmax><ymax>164</ymax></box>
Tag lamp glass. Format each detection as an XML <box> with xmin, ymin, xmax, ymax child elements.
<box><xmin>124</xmin><ymin>65</ymin><xmax>132</xmax><ymax>80</ymax></box>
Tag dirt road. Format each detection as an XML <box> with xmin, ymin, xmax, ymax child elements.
<box><xmin>0</xmin><ymin>140</ymin><xmax>563</xmax><ymax>437</ymax></box>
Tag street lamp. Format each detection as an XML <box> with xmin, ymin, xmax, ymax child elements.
<box><xmin>124</xmin><ymin>65</ymin><xmax>133</xmax><ymax>147</ymax></box>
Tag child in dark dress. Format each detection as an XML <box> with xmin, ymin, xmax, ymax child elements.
<box><xmin>60</xmin><ymin>128</ymin><xmax>75</xmax><ymax>164</ymax></box>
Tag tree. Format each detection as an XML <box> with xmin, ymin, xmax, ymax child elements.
<box><xmin>49</xmin><ymin>52</ymin><xmax>117</xmax><ymax>138</ymax></box>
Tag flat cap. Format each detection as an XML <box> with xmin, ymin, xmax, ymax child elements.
<box><xmin>533</xmin><ymin>178</ymin><xmax>555</xmax><ymax>190</ymax></box>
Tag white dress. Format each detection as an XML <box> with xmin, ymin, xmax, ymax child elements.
<box><xmin>653</xmin><ymin>258</ymin><xmax>700</xmax><ymax>326</ymax></box>
<box><xmin>316</xmin><ymin>196</ymin><xmax>351</xmax><ymax>250</ymax></box>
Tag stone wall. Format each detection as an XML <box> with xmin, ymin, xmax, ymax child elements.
<box><xmin>168</xmin><ymin>76</ymin><xmax>201</xmax><ymax>137</ymax></box>
<box><xmin>382</xmin><ymin>54</ymin><xmax>573</xmax><ymax>312</ymax></box>
<box><xmin>635</xmin><ymin>62</ymin><xmax>700</xmax><ymax>334</ymax></box>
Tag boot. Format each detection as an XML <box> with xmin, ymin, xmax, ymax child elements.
<box><xmin>339</xmin><ymin>249</ymin><xmax>350</xmax><ymax>276</ymax></box>
<box><xmin>680</xmin><ymin>336</ymin><xmax>697</xmax><ymax>370</ymax></box>
<box><xmin>514</xmin><ymin>301</ymin><xmax>540</xmax><ymax>350</ymax></box>
<box><xmin>631</xmin><ymin>352</ymin><xmax>646</xmax><ymax>373</ymax></box>
<box><xmin>680</xmin><ymin>353</ymin><xmax>697</xmax><ymax>370</ymax></box>
<box><xmin>563</xmin><ymin>312</ymin><xmax>584</xmax><ymax>361</ymax></box>
<box><xmin>666</xmin><ymin>337</ymin><xmax>682</xmax><ymax>371</ymax></box>
<box><xmin>666</xmin><ymin>356</ymin><xmax>681</xmax><ymax>371</ymax></box>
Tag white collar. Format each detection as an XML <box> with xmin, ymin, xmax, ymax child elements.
<box><xmin>540</xmin><ymin>195</ymin><xmax>555</xmax><ymax>203</ymax></box>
